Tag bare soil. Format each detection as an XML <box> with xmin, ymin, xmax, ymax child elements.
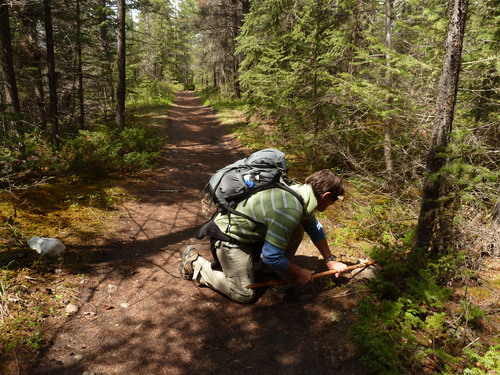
<box><xmin>31</xmin><ymin>91</ymin><xmax>370</xmax><ymax>375</ymax></box>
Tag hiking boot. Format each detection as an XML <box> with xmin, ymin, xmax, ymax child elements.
<box><xmin>180</xmin><ymin>245</ymin><xmax>199</xmax><ymax>280</ymax></box>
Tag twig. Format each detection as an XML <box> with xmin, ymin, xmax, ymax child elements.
<box><xmin>87</xmin><ymin>207</ymin><xmax>106</xmax><ymax>224</ymax></box>
<box><xmin>326</xmin><ymin>289</ymin><xmax>372</xmax><ymax>299</ymax></box>
<box><xmin>155</xmin><ymin>189</ymin><xmax>184</xmax><ymax>193</ymax></box>
<box><xmin>463</xmin><ymin>337</ymin><xmax>480</xmax><ymax>349</ymax></box>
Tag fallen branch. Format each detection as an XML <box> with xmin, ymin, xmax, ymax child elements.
<box><xmin>246</xmin><ymin>260</ymin><xmax>378</xmax><ymax>289</ymax></box>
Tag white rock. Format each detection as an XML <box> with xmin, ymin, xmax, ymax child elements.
<box><xmin>66</xmin><ymin>303</ymin><xmax>79</xmax><ymax>314</ymax></box>
<box><xmin>28</xmin><ymin>236</ymin><xmax>66</xmax><ymax>257</ymax></box>
<box><xmin>351</xmin><ymin>266</ymin><xmax>381</xmax><ymax>280</ymax></box>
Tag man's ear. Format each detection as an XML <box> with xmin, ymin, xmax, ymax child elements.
<box><xmin>321</xmin><ymin>192</ymin><xmax>331</xmax><ymax>201</ymax></box>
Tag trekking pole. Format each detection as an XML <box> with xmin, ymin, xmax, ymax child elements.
<box><xmin>245</xmin><ymin>260</ymin><xmax>378</xmax><ymax>289</ymax></box>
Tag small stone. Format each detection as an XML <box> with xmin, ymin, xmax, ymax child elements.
<box><xmin>120</xmin><ymin>302</ymin><xmax>130</xmax><ymax>308</ymax></box>
<box><xmin>66</xmin><ymin>304</ymin><xmax>79</xmax><ymax>314</ymax></box>
<box><xmin>351</xmin><ymin>266</ymin><xmax>380</xmax><ymax>280</ymax></box>
<box><xmin>107</xmin><ymin>284</ymin><xmax>118</xmax><ymax>294</ymax></box>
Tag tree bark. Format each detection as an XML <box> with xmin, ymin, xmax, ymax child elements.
<box><xmin>76</xmin><ymin>0</ymin><xmax>85</xmax><ymax>130</ymax></box>
<box><xmin>0</xmin><ymin>0</ymin><xmax>21</xmax><ymax>116</ymax></box>
<box><xmin>383</xmin><ymin>0</ymin><xmax>394</xmax><ymax>187</ymax></box>
<box><xmin>20</xmin><ymin>7</ymin><xmax>47</xmax><ymax>129</ymax></box>
<box><xmin>99</xmin><ymin>0</ymin><xmax>114</xmax><ymax>120</ymax></box>
<box><xmin>412</xmin><ymin>0</ymin><xmax>469</xmax><ymax>256</ymax></box>
<box><xmin>115</xmin><ymin>0</ymin><xmax>126</xmax><ymax>130</ymax></box>
<box><xmin>43</xmin><ymin>0</ymin><xmax>60</xmax><ymax>147</ymax></box>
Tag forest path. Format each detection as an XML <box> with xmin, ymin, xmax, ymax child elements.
<box><xmin>32</xmin><ymin>91</ymin><xmax>368</xmax><ymax>375</ymax></box>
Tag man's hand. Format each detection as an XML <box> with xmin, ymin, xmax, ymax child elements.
<box><xmin>326</xmin><ymin>260</ymin><xmax>348</xmax><ymax>278</ymax></box>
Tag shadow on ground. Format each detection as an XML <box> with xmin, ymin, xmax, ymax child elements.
<box><xmin>30</xmin><ymin>92</ymin><xmax>369</xmax><ymax>375</ymax></box>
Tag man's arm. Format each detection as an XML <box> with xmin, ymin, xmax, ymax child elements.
<box><xmin>303</xmin><ymin>219</ymin><xmax>348</xmax><ymax>277</ymax></box>
<box><xmin>261</xmin><ymin>241</ymin><xmax>314</xmax><ymax>284</ymax></box>
<box><xmin>284</xmin><ymin>262</ymin><xmax>314</xmax><ymax>284</ymax></box>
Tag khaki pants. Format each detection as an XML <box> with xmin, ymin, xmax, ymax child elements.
<box><xmin>192</xmin><ymin>226</ymin><xmax>304</xmax><ymax>303</ymax></box>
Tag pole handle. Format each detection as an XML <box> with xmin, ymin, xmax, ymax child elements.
<box><xmin>245</xmin><ymin>260</ymin><xmax>377</xmax><ymax>289</ymax></box>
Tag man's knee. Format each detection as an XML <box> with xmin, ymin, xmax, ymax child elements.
<box><xmin>232</xmin><ymin>288</ymin><xmax>256</xmax><ymax>304</ymax></box>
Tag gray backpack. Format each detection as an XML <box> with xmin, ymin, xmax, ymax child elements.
<box><xmin>196</xmin><ymin>149</ymin><xmax>305</xmax><ymax>268</ymax></box>
<box><xmin>204</xmin><ymin>148</ymin><xmax>304</xmax><ymax>221</ymax></box>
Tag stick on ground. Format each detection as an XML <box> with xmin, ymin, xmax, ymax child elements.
<box><xmin>246</xmin><ymin>260</ymin><xmax>378</xmax><ymax>289</ymax></box>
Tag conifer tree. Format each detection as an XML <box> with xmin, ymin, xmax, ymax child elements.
<box><xmin>413</xmin><ymin>0</ymin><xmax>469</xmax><ymax>256</ymax></box>
<box><xmin>0</xmin><ymin>0</ymin><xmax>21</xmax><ymax>118</ymax></box>
<box><xmin>116</xmin><ymin>0</ymin><xmax>126</xmax><ymax>129</ymax></box>
<box><xmin>43</xmin><ymin>0</ymin><xmax>60</xmax><ymax>147</ymax></box>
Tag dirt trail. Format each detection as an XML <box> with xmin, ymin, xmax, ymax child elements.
<box><xmin>31</xmin><ymin>92</ymin><xmax>369</xmax><ymax>375</ymax></box>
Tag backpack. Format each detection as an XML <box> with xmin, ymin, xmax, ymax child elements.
<box><xmin>203</xmin><ymin>148</ymin><xmax>304</xmax><ymax>222</ymax></box>
<box><xmin>196</xmin><ymin>148</ymin><xmax>305</xmax><ymax>270</ymax></box>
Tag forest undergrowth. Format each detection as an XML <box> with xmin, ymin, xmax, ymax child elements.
<box><xmin>0</xmin><ymin>93</ymin><xmax>498</xmax><ymax>374</ymax></box>
<box><xmin>199</xmin><ymin>90</ymin><xmax>500</xmax><ymax>375</ymax></box>
<box><xmin>0</xmin><ymin>102</ymin><xmax>169</xmax><ymax>374</ymax></box>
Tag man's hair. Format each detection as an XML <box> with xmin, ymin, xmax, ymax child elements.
<box><xmin>305</xmin><ymin>169</ymin><xmax>345</xmax><ymax>200</ymax></box>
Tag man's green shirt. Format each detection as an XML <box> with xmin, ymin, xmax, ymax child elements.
<box><xmin>214</xmin><ymin>184</ymin><xmax>318</xmax><ymax>249</ymax></box>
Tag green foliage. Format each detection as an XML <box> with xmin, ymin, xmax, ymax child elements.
<box><xmin>1</xmin><ymin>130</ymin><xmax>65</xmax><ymax>184</ymax></box>
<box><xmin>127</xmin><ymin>79</ymin><xmax>175</xmax><ymax>104</ymax></box>
<box><xmin>350</xmin><ymin>247</ymin><xmax>494</xmax><ymax>375</ymax></box>
<box><xmin>62</xmin><ymin>126</ymin><xmax>164</xmax><ymax>175</ymax></box>
<box><xmin>1</xmin><ymin>119</ymin><xmax>165</xmax><ymax>188</ymax></box>
<box><xmin>443</xmin><ymin>127</ymin><xmax>499</xmax><ymax>202</ymax></box>
<box><xmin>235</xmin><ymin>0</ymin><xmax>451</xmax><ymax>173</ymax></box>
<box><xmin>463</xmin><ymin>345</ymin><xmax>500</xmax><ymax>374</ymax></box>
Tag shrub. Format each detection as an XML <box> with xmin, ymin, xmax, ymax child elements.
<box><xmin>350</xmin><ymin>250</ymin><xmax>492</xmax><ymax>375</ymax></box>
<box><xmin>2</xmin><ymin>131</ymin><xmax>60</xmax><ymax>180</ymax></box>
<box><xmin>62</xmin><ymin>127</ymin><xmax>164</xmax><ymax>175</ymax></box>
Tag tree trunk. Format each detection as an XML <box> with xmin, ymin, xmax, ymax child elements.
<box><xmin>20</xmin><ymin>8</ymin><xmax>46</xmax><ymax>130</ymax></box>
<box><xmin>412</xmin><ymin>0</ymin><xmax>469</xmax><ymax>256</ymax></box>
<box><xmin>491</xmin><ymin>201</ymin><xmax>500</xmax><ymax>255</ymax></box>
<box><xmin>76</xmin><ymin>0</ymin><xmax>84</xmax><ymax>130</ymax></box>
<box><xmin>43</xmin><ymin>0</ymin><xmax>60</xmax><ymax>147</ymax></box>
<box><xmin>0</xmin><ymin>0</ymin><xmax>21</xmax><ymax>117</ymax></box>
<box><xmin>99</xmin><ymin>0</ymin><xmax>114</xmax><ymax>119</ymax></box>
<box><xmin>383</xmin><ymin>0</ymin><xmax>394</xmax><ymax>187</ymax></box>
<box><xmin>115</xmin><ymin>0</ymin><xmax>126</xmax><ymax>130</ymax></box>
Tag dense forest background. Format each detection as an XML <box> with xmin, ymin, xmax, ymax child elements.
<box><xmin>1</xmin><ymin>0</ymin><xmax>499</xmax><ymax>374</ymax></box>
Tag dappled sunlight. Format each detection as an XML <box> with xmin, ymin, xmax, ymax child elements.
<box><xmin>24</xmin><ymin>92</ymin><xmax>374</xmax><ymax>375</ymax></box>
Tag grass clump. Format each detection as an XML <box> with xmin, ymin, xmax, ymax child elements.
<box><xmin>62</xmin><ymin>126</ymin><xmax>165</xmax><ymax>175</ymax></box>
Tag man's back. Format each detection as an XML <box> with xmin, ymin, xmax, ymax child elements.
<box><xmin>214</xmin><ymin>184</ymin><xmax>318</xmax><ymax>247</ymax></box>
